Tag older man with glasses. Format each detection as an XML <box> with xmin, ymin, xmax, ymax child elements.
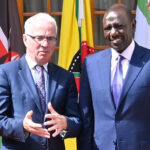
<box><xmin>0</xmin><ymin>13</ymin><xmax>81</xmax><ymax>150</ymax></box>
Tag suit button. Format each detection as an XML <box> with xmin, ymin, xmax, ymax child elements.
<box><xmin>41</xmin><ymin>142</ymin><xmax>45</xmax><ymax>146</ymax></box>
<box><xmin>116</xmin><ymin>120</ymin><xmax>120</xmax><ymax>123</ymax></box>
<box><xmin>113</xmin><ymin>140</ymin><xmax>117</xmax><ymax>145</ymax></box>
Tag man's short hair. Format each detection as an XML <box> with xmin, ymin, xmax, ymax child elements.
<box><xmin>24</xmin><ymin>13</ymin><xmax>57</xmax><ymax>34</ymax></box>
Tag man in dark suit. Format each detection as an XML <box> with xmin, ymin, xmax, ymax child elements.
<box><xmin>78</xmin><ymin>4</ymin><xmax>150</xmax><ymax>150</ymax></box>
<box><xmin>0</xmin><ymin>13</ymin><xmax>81</xmax><ymax>150</ymax></box>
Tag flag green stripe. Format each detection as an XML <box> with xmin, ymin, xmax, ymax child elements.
<box><xmin>0</xmin><ymin>136</ymin><xmax>1</xmax><ymax>149</ymax></box>
<box><xmin>138</xmin><ymin>0</ymin><xmax>150</xmax><ymax>25</ymax></box>
<box><xmin>73</xmin><ymin>72</ymin><xmax>80</xmax><ymax>78</ymax></box>
<box><xmin>79</xmin><ymin>27</ymin><xmax>81</xmax><ymax>45</ymax></box>
<box><xmin>76</xmin><ymin>0</ymin><xmax>79</xmax><ymax>20</ymax></box>
<box><xmin>76</xmin><ymin>0</ymin><xmax>82</xmax><ymax>50</ymax></box>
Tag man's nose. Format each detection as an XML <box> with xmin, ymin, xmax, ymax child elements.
<box><xmin>41</xmin><ymin>39</ymin><xmax>49</xmax><ymax>47</ymax></box>
<box><xmin>110</xmin><ymin>27</ymin><xmax>118</xmax><ymax>37</ymax></box>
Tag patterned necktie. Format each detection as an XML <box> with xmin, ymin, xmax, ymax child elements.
<box><xmin>112</xmin><ymin>55</ymin><xmax>124</xmax><ymax>107</ymax></box>
<box><xmin>35</xmin><ymin>65</ymin><xmax>46</xmax><ymax>113</ymax></box>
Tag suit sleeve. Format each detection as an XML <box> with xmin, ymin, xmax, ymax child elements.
<box><xmin>64</xmin><ymin>72</ymin><xmax>82</xmax><ymax>138</ymax></box>
<box><xmin>0</xmin><ymin>67</ymin><xmax>25</xmax><ymax>142</ymax></box>
<box><xmin>77</xmin><ymin>59</ymin><xmax>94</xmax><ymax>150</ymax></box>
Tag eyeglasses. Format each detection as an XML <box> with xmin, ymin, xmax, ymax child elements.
<box><xmin>26</xmin><ymin>34</ymin><xmax>57</xmax><ymax>45</ymax></box>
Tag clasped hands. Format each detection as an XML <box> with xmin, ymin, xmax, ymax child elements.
<box><xmin>23</xmin><ymin>102</ymin><xmax>67</xmax><ymax>138</ymax></box>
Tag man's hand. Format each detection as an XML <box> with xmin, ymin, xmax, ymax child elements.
<box><xmin>23</xmin><ymin>110</ymin><xmax>50</xmax><ymax>138</ymax></box>
<box><xmin>44</xmin><ymin>103</ymin><xmax>68</xmax><ymax>137</ymax></box>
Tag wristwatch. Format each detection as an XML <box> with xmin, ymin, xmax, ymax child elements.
<box><xmin>60</xmin><ymin>130</ymin><xmax>67</xmax><ymax>139</ymax></box>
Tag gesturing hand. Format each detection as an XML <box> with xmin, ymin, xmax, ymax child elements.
<box><xmin>23</xmin><ymin>110</ymin><xmax>50</xmax><ymax>138</ymax></box>
<box><xmin>44</xmin><ymin>103</ymin><xmax>68</xmax><ymax>137</ymax></box>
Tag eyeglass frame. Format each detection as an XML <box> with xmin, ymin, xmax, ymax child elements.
<box><xmin>26</xmin><ymin>34</ymin><xmax>57</xmax><ymax>45</ymax></box>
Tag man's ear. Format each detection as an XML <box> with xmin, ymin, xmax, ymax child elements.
<box><xmin>131</xmin><ymin>18</ymin><xmax>136</xmax><ymax>38</ymax></box>
<box><xmin>131</xmin><ymin>18</ymin><xmax>136</xmax><ymax>31</ymax></box>
<box><xmin>22</xmin><ymin>34</ymin><xmax>27</xmax><ymax>47</ymax></box>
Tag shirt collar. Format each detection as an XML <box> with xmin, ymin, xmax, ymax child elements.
<box><xmin>25</xmin><ymin>54</ymin><xmax>48</xmax><ymax>72</ymax></box>
<box><xmin>111</xmin><ymin>39</ymin><xmax>135</xmax><ymax>61</ymax></box>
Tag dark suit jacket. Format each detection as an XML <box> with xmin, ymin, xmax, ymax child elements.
<box><xmin>78</xmin><ymin>43</ymin><xmax>150</xmax><ymax>150</ymax></box>
<box><xmin>0</xmin><ymin>56</ymin><xmax>81</xmax><ymax>150</ymax></box>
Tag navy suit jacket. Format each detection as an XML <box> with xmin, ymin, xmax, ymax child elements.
<box><xmin>0</xmin><ymin>56</ymin><xmax>81</xmax><ymax>150</ymax></box>
<box><xmin>78</xmin><ymin>43</ymin><xmax>150</xmax><ymax>150</ymax></box>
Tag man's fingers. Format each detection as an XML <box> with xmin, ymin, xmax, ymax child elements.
<box><xmin>48</xmin><ymin>102</ymin><xmax>57</xmax><ymax>114</ymax></box>
<box><xmin>24</xmin><ymin>119</ymin><xmax>42</xmax><ymax>132</ymax></box>
<box><xmin>46</xmin><ymin>103</ymin><xmax>58</xmax><ymax>120</ymax></box>
<box><xmin>24</xmin><ymin>120</ymin><xmax>50</xmax><ymax>138</ymax></box>
<box><xmin>44</xmin><ymin>119</ymin><xmax>55</xmax><ymax>126</ymax></box>
<box><xmin>24</xmin><ymin>110</ymin><xmax>43</xmax><ymax>133</ymax></box>
<box><xmin>30</xmin><ymin>128</ymin><xmax>50</xmax><ymax>138</ymax></box>
<box><xmin>52</xmin><ymin>129</ymin><xmax>60</xmax><ymax>137</ymax></box>
<box><xmin>44</xmin><ymin>103</ymin><xmax>68</xmax><ymax>137</ymax></box>
<box><xmin>47</xmin><ymin>125</ymin><xmax>60</xmax><ymax>137</ymax></box>
<box><xmin>29</xmin><ymin>121</ymin><xmax>42</xmax><ymax>129</ymax></box>
<box><xmin>45</xmin><ymin>113</ymin><xmax>58</xmax><ymax>119</ymax></box>
<box><xmin>23</xmin><ymin>111</ymin><xmax>51</xmax><ymax>138</ymax></box>
<box><xmin>26</xmin><ymin>110</ymin><xmax>33</xmax><ymax>119</ymax></box>
<box><xmin>47</xmin><ymin>125</ymin><xmax>57</xmax><ymax>132</ymax></box>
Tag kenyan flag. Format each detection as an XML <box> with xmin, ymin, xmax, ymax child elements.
<box><xmin>58</xmin><ymin>0</ymin><xmax>94</xmax><ymax>149</ymax></box>
<box><xmin>0</xmin><ymin>0</ymin><xmax>25</xmax><ymax>64</ymax></box>
<box><xmin>58</xmin><ymin>0</ymin><xmax>94</xmax><ymax>93</ymax></box>
<box><xmin>135</xmin><ymin>0</ymin><xmax>150</xmax><ymax>49</ymax></box>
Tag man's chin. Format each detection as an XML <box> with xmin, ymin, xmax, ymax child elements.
<box><xmin>36</xmin><ymin>57</ymin><xmax>51</xmax><ymax>65</ymax></box>
<box><xmin>111</xmin><ymin>44</ymin><xmax>124</xmax><ymax>53</ymax></box>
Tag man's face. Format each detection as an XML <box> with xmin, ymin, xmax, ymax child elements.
<box><xmin>103</xmin><ymin>9</ymin><xmax>135</xmax><ymax>53</ymax></box>
<box><xmin>23</xmin><ymin>20</ymin><xmax>57</xmax><ymax>65</ymax></box>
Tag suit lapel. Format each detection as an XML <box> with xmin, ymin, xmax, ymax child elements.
<box><xmin>117</xmin><ymin>43</ymin><xmax>149</xmax><ymax>109</ymax></box>
<box><xmin>18</xmin><ymin>56</ymin><xmax>43</xmax><ymax>113</ymax></box>
<box><xmin>97</xmin><ymin>49</ymin><xmax>116</xmax><ymax>109</ymax></box>
<box><xmin>46</xmin><ymin>63</ymin><xmax>57</xmax><ymax>106</ymax></box>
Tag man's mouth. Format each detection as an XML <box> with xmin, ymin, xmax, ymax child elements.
<box><xmin>111</xmin><ymin>38</ymin><xmax>122</xmax><ymax>45</ymax></box>
<box><xmin>39</xmin><ymin>51</ymin><xmax>49</xmax><ymax>55</ymax></box>
<box><xmin>39</xmin><ymin>50</ymin><xmax>48</xmax><ymax>53</ymax></box>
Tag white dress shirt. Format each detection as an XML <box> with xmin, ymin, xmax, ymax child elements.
<box><xmin>111</xmin><ymin>40</ymin><xmax>135</xmax><ymax>86</ymax></box>
<box><xmin>25</xmin><ymin>54</ymin><xmax>48</xmax><ymax>89</ymax></box>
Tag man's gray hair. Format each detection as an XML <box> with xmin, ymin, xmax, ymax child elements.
<box><xmin>24</xmin><ymin>13</ymin><xmax>57</xmax><ymax>34</ymax></box>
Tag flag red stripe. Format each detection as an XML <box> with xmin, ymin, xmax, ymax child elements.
<box><xmin>0</xmin><ymin>40</ymin><xmax>8</xmax><ymax>58</ymax></box>
<box><xmin>81</xmin><ymin>41</ymin><xmax>94</xmax><ymax>63</ymax></box>
<box><xmin>75</xmin><ymin>77</ymin><xmax>80</xmax><ymax>92</ymax></box>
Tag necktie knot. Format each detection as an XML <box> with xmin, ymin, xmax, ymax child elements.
<box><xmin>35</xmin><ymin>65</ymin><xmax>44</xmax><ymax>73</ymax></box>
<box><xmin>117</xmin><ymin>55</ymin><xmax>123</xmax><ymax>63</ymax></box>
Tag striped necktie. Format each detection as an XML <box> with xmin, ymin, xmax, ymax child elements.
<box><xmin>35</xmin><ymin>65</ymin><xmax>46</xmax><ymax>113</ymax></box>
